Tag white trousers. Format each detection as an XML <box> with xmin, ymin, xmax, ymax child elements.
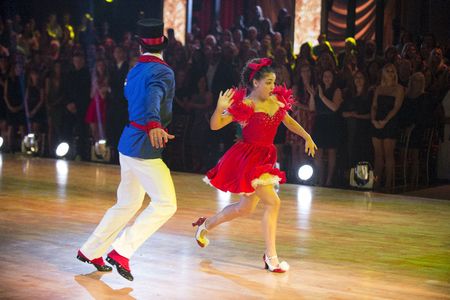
<box><xmin>80</xmin><ymin>153</ymin><xmax>177</xmax><ymax>259</ymax></box>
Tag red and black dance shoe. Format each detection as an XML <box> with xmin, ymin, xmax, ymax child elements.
<box><xmin>77</xmin><ymin>250</ymin><xmax>112</xmax><ymax>272</ymax></box>
<box><xmin>106</xmin><ymin>249</ymin><xmax>133</xmax><ymax>281</ymax></box>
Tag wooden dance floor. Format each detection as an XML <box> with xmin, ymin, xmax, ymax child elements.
<box><xmin>0</xmin><ymin>154</ymin><xmax>449</xmax><ymax>299</ymax></box>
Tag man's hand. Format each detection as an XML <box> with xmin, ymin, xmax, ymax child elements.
<box><xmin>148</xmin><ymin>128</ymin><xmax>175</xmax><ymax>149</ymax></box>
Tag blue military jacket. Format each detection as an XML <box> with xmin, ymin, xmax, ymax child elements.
<box><xmin>118</xmin><ymin>55</ymin><xmax>175</xmax><ymax>159</ymax></box>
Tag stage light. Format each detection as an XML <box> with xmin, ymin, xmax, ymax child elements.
<box><xmin>94</xmin><ymin>139</ymin><xmax>107</xmax><ymax>157</ymax></box>
<box><xmin>22</xmin><ymin>133</ymin><xmax>39</xmax><ymax>155</ymax></box>
<box><xmin>105</xmin><ymin>0</ymin><xmax>113</xmax><ymax>3</ymax></box>
<box><xmin>56</xmin><ymin>142</ymin><xmax>70</xmax><ymax>158</ymax></box>
<box><xmin>298</xmin><ymin>164</ymin><xmax>314</xmax><ymax>181</ymax></box>
<box><xmin>91</xmin><ymin>139</ymin><xmax>110</xmax><ymax>162</ymax></box>
<box><xmin>0</xmin><ymin>137</ymin><xmax>4</xmax><ymax>149</ymax></box>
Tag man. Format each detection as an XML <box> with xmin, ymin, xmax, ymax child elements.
<box><xmin>77</xmin><ymin>19</ymin><xmax>177</xmax><ymax>281</ymax></box>
<box><xmin>63</xmin><ymin>53</ymin><xmax>91</xmax><ymax>161</ymax></box>
<box><xmin>106</xmin><ymin>46</ymin><xmax>129</xmax><ymax>164</ymax></box>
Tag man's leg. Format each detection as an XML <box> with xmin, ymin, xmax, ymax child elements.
<box><xmin>112</xmin><ymin>158</ymin><xmax>177</xmax><ymax>258</ymax></box>
<box><xmin>80</xmin><ymin>153</ymin><xmax>145</xmax><ymax>259</ymax></box>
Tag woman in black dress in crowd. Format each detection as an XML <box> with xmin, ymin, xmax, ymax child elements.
<box><xmin>341</xmin><ymin>70</ymin><xmax>372</xmax><ymax>170</ymax></box>
<box><xmin>371</xmin><ymin>63</ymin><xmax>404</xmax><ymax>190</ymax></box>
<box><xmin>399</xmin><ymin>72</ymin><xmax>431</xmax><ymax>186</ymax></box>
<box><xmin>4</xmin><ymin>64</ymin><xmax>25</xmax><ymax>151</ymax></box>
<box><xmin>45</xmin><ymin>61</ymin><xmax>64</xmax><ymax>153</ymax></box>
<box><xmin>311</xmin><ymin>69</ymin><xmax>343</xmax><ymax>186</ymax></box>
<box><xmin>25</xmin><ymin>69</ymin><xmax>45</xmax><ymax>137</ymax></box>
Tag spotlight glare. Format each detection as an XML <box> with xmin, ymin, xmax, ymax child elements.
<box><xmin>298</xmin><ymin>164</ymin><xmax>314</xmax><ymax>181</ymax></box>
<box><xmin>0</xmin><ymin>137</ymin><xmax>3</xmax><ymax>149</ymax></box>
<box><xmin>56</xmin><ymin>142</ymin><xmax>70</xmax><ymax>157</ymax></box>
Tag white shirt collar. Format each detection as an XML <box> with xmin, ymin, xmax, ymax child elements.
<box><xmin>142</xmin><ymin>52</ymin><xmax>163</xmax><ymax>60</ymax></box>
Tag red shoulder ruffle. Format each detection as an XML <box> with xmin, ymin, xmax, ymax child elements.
<box><xmin>227</xmin><ymin>88</ymin><xmax>254</xmax><ymax>123</ymax></box>
<box><xmin>272</xmin><ymin>85</ymin><xmax>294</xmax><ymax>111</ymax></box>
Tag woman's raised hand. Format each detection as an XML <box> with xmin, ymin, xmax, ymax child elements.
<box><xmin>216</xmin><ymin>89</ymin><xmax>235</xmax><ymax>111</ymax></box>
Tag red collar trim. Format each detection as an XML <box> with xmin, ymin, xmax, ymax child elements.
<box><xmin>138</xmin><ymin>55</ymin><xmax>169</xmax><ymax>66</ymax></box>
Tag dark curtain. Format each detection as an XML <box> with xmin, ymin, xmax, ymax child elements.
<box><xmin>193</xmin><ymin>0</ymin><xmax>212</xmax><ymax>37</ymax></box>
<box><xmin>220</xmin><ymin>0</ymin><xmax>244</xmax><ymax>30</ymax></box>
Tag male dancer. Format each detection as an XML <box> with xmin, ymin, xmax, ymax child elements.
<box><xmin>77</xmin><ymin>19</ymin><xmax>177</xmax><ymax>281</ymax></box>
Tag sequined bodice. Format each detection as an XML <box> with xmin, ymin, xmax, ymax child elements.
<box><xmin>241</xmin><ymin>109</ymin><xmax>286</xmax><ymax>145</ymax></box>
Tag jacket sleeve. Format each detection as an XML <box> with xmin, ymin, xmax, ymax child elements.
<box><xmin>142</xmin><ymin>68</ymin><xmax>171</xmax><ymax>129</ymax></box>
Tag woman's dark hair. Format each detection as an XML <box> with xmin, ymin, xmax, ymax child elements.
<box><xmin>240</xmin><ymin>58</ymin><xmax>275</xmax><ymax>90</ymax></box>
<box><xmin>296</xmin><ymin>63</ymin><xmax>316</xmax><ymax>103</ymax></box>
<box><xmin>319</xmin><ymin>68</ymin><xmax>337</xmax><ymax>91</ymax></box>
<box><xmin>349</xmin><ymin>70</ymin><xmax>369</xmax><ymax>98</ymax></box>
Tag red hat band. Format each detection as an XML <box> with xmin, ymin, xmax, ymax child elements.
<box><xmin>140</xmin><ymin>36</ymin><xmax>164</xmax><ymax>46</ymax></box>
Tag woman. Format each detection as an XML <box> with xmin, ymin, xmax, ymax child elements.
<box><xmin>45</xmin><ymin>61</ymin><xmax>64</xmax><ymax>153</ymax></box>
<box><xmin>371</xmin><ymin>63</ymin><xmax>404</xmax><ymax>190</ymax></box>
<box><xmin>85</xmin><ymin>59</ymin><xmax>108</xmax><ymax>142</ymax></box>
<box><xmin>25</xmin><ymin>69</ymin><xmax>46</xmax><ymax>136</ymax></box>
<box><xmin>4</xmin><ymin>64</ymin><xmax>25</xmax><ymax>151</ymax></box>
<box><xmin>401</xmin><ymin>72</ymin><xmax>429</xmax><ymax>186</ymax></box>
<box><xmin>341</xmin><ymin>70</ymin><xmax>372</xmax><ymax>169</ymax></box>
<box><xmin>287</xmin><ymin>63</ymin><xmax>316</xmax><ymax>176</ymax></box>
<box><xmin>193</xmin><ymin>58</ymin><xmax>316</xmax><ymax>273</ymax></box>
<box><xmin>311</xmin><ymin>69</ymin><xmax>343</xmax><ymax>186</ymax></box>
<box><xmin>188</xmin><ymin>75</ymin><xmax>213</xmax><ymax>172</ymax></box>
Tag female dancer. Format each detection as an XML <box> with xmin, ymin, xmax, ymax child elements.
<box><xmin>193</xmin><ymin>58</ymin><xmax>317</xmax><ymax>273</ymax></box>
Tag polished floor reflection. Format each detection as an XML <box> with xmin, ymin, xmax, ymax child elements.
<box><xmin>0</xmin><ymin>154</ymin><xmax>449</xmax><ymax>299</ymax></box>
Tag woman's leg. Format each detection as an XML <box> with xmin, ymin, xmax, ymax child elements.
<box><xmin>205</xmin><ymin>193</ymin><xmax>260</xmax><ymax>230</ymax></box>
<box><xmin>90</xmin><ymin>123</ymin><xmax>99</xmax><ymax>142</ymax></box>
<box><xmin>383</xmin><ymin>138</ymin><xmax>396</xmax><ymax>190</ymax></box>
<box><xmin>255</xmin><ymin>182</ymin><xmax>281</xmax><ymax>266</ymax></box>
<box><xmin>315</xmin><ymin>148</ymin><xmax>325</xmax><ymax>186</ymax></box>
<box><xmin>325</xmin><ymin>148</ymin><xmax>336</xmax><ymax>186</ymax></box>
<box><xmin>372</xmin><ymin>137</ymin><xmax>384</xmax><ymax>188</ymax></box>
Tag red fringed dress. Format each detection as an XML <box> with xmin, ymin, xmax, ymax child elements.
<box><xmin>204</xmin><ymin>86</ymin><xmax>294</xmax><ymax>195</ymax></box>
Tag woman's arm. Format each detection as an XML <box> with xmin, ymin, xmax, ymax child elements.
<box><xmin>282</xmin><ymin>113</ymin><xmax>317</xmax><ymax>156</ymax></box>
<box><xmin>352</xmin><ymin>112</ymin><xmax>371</xmax><ymax>120</ymax></box>
<box><xmin>318</xmin><ymin>86</ymin><xmax>343</xmax><ymax>112</ymax></box>
<box><xmin>3</xmin><ymin>80</ymin><xmax>14</xmax><ymax>111</ymax></box>
<box><xmin>282</xmin><ymin>113</ymin><xmax>310</xmax><ymax>140</ymax></box>
<box><xmin>210</xmin><ymin>89</ymin><xmax>234</xmax><ymax>130</ymax></box>
<box><xmin>371</xmin><ymin>87</ymin><xmax>380</xmax><ymax>128</ymax></box>
<box><xmin>308</xmin><ymin>93</ymin><xmax>316</xmax><ymax>112</ymax></box>
<box><xmin>30</xmin><ymin>88</ymin><xmax>45</xmax><ymax>116</ymax></box>
<box><xmin>381</xmin><ymin>86</ymin><xmax>404</xmax><ymax>124</ymax></box>
<box><xmin>377</xmin><ymin>86</ymin><xmax>404</xmax><ymax>129</ymax></box>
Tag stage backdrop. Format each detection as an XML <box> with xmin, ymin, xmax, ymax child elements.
<box><xmin>327</xmin><ymin>0</ymin><xmax>376</xmax><ymax>50</ymax></box>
